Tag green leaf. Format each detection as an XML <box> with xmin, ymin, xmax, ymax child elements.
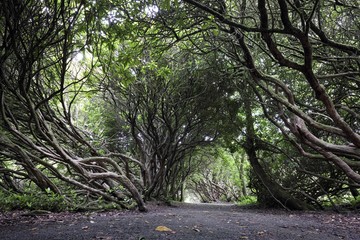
<box><xmin>161</xmin><ymin>0</ymin><xmax>171</xmax><ymax>10</ymax></box>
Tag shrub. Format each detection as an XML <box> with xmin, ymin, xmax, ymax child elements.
<box><xmin>237</xmin><ymin>195</ymin><xmax>257</xmax><ymax>206</ymax></box>
<box><xmin>0</xmin><ymin>190</ymin><xmax>67</xmax><ymax>212</ymax></box>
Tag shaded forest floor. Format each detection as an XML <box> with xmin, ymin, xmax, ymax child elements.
<box><xmin>1</xmin><ymin>202</ymin><xmax>360</xmax><ymax>240</ymax></box>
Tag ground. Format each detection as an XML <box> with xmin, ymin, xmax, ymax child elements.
<box><xmin>1</xmin><ymin>202</ymin><xmax>359</xmax><ymax>240</ymax></box>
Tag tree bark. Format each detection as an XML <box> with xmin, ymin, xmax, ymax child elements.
<box><xmin>243</xmin><ymin>86</ymin><xmax>310</xmax><ymax>210</ymax></box>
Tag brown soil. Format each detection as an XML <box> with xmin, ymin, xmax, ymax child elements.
<box><xmin>1</xmin><ymin>202</ymin><xmax>359</xmax><ymax>240</ymax></box>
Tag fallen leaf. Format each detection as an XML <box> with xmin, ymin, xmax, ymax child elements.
<box><xmin>82</xmin><ymin>226</ymin><xmax>89</xmax><ymax>230</ymax></box>
<box><xmin>155</xmin><ymin>226</ymin><xmax>173</xmax><ymax>232</ymax></box>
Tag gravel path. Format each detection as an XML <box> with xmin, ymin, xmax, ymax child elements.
<box><xmin>1</xmin><ymin>202</ymin><xmax>359</xmax><ymax>239</ymax></box>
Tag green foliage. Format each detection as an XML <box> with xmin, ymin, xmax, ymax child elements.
<box><xmin>186</xmin><ymin>147</ymin><xmax>250</xmax><ymax>202</ymax></box>
<box><xmin>1</xmin><ymin>0</ymin><xmax>359</xmax><ymax>212</ymax></box>
<box><xmin>237</xmin><ymin>196</ymin><xmax>257</xmax><ymax>206</ymax></box>
<box><xmin>0</xmin><ymin>187</ymin><xmax>125</xmax><ymax>212</ymax></box>
<box><xmin>0</xmin><ymin>190</ymin><xmax>67</xmax><ymax>212</ymax></box>
<box><xmin>350</xmin><ymin>196</ymin><xmax>360</xmax><ymax>207</ymax></box>
<box><xmin>318</xmin><ymin>194</ymin><xmax>360</xmax><ymax>210</ymax></box>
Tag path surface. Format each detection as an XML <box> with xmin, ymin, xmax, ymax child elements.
<box><xmin>1</xmin><ymin>202</ymin><xmax>359</xmax><ymax>239</ymax></box>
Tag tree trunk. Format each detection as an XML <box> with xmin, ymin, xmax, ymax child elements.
<box><xmin>243</xmin><ymin>88</ymin><xmax>310</xmax><ymax>210</ymax></box>
<box><xmin>234</xmin><ymin>151</ymin><xmax>248</xmax><ymax>197</ymax></box>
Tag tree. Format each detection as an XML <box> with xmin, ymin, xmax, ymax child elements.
<box><xmin>187</xmin><ymin>147</ymin><xmax>247</xmax><ymax>203</ymax></box>
<box><xmin>103</xmin><ymin>49</ymin><xmax>237</xmax><ymax>201</ymax></box>
<box><xmin>0</xmin><ymin>0</ymin><xmax>146</xmax><ymax>211</ymax></box>
<box><xmin>2</xmin><ymin>0</ymin><xmax>359</xmax><ymax>212</ymax></box>
<box><xmin>166</xmin><ymin>0</ymin><xmax>360</xmax><ymax>208</ymax></box>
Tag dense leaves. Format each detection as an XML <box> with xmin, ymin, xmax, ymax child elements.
<box><xmin>0</xmin><ymin>0</ymin><xmax>359</xmax><ymax>211</ymax></box>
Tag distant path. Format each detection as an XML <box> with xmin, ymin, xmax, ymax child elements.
<box><xmin>1</xmin><ymin>202</ymin><xmax>359</xmax><ymax>239</ymax></box>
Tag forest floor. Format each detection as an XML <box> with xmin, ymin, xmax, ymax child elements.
<box><xmin>0</xmin><ymin>202</ymin><xmax>360</xmax><ymax>240</ymax></box>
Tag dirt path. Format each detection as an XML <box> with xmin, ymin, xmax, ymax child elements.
<box><xmin>1</xmin><ymin>202</ymin><xmax>359</xmax><ymax>240</ymax></box>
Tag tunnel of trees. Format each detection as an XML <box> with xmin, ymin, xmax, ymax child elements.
<box><xmin>0</xmin><ymin>0</ymin><xmax>359</xmax><ymax>212</ymax></box>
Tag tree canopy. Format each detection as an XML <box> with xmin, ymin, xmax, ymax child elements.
<box><xmin>0</xmin><ymin>0</ymin><xmax>359</xmax><ymax>211</ymax></box>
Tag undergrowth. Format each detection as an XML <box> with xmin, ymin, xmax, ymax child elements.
<box><xmin>0</xmin><ymin>189</ymin><xmax>68</xmax><ymax>212</ymax></box>
<box><xmin>237</xmin><ymin>195</ymin><xmax>257</xmax><ymax>206</ymax></box>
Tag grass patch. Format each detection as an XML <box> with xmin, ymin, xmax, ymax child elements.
<box><xmin>237</xmin><ymin>195</ymin><xmax>257</xmax><ymax>206</ymax></box>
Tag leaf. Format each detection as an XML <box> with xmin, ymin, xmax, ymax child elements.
<box><xmin>155</xmin><ymin>226</ymin><xmax>173</xmax><ymax>232</ymax></box>
<box><xmin>161</xmin><ymin>0</ymin><xmax>171</xmax><ymax>10</ymax></box>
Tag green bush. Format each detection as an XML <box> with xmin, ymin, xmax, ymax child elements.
<box><xmin>0</xmin><ymin>190</ymin><xmax>68</xmax><ymax>212</ymax></box>
<box><xmin>350</xmin><ymin>196</ymin><xmax>360</xmax><ymax>208</ymax></box>
<box><xmin>237</xmin><ymin>195</ymin><xmax>257</xmax><ymax>206</ymax></box>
